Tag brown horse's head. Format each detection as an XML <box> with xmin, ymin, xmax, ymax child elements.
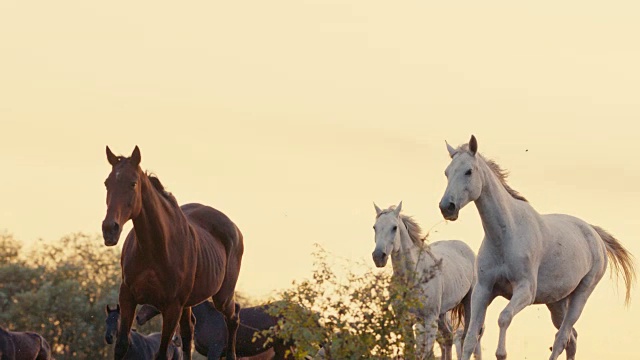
<box><xmin>102</xmin><ymin>146</ymin><xmax>143</xmax><ymax>246</ymax></box>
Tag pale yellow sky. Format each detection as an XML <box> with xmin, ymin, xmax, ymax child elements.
<box><xmin>1</xmin><ymin>1</ymin><xmax>639</xmax><ymax>358</ymax></box>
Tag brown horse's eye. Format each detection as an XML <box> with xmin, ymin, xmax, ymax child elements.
<box><xmin>131</xmin><ymin>182</ymin><xmax>137</xmax><ymax>188</ymax></box>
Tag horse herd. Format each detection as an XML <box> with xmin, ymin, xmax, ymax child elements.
<box><xmin>1</xmin><ymin>135</ymin><xmax>635</xmax><ymax>360</ymax></box>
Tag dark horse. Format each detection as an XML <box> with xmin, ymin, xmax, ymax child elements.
<box><xmin>104</xmin><ymin>304</ymin><xmax>182</xmax><ymax>360</ymax></box>
<box><xmin>102</xmin><ymin>146</ymin><xmax>244</xmax><ymax>360</ymax></box>
<box><xmin>0</xmin><ymin>325</ymin><xmax>51</xmax><ymax>360</ymax></box>
<box><xmin>136</xmin><ymin>301</ymin><xmax>296</xmax><ymax>360</ymax></box>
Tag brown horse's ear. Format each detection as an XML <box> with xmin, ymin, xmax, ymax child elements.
<box><xmin>469</xmin><ymin>135</ymin><xmax>478</xmax><ymax>156</ymax></box>
<box><xmin>106</xmin><ymin>146</ymin><xmax>119</xmax><ymax>166</ymax></box>
<box><xmin>116</xmin><ymin>304</ymin><xmax>120</xmax><ymax>312</ymax></box>
<box><xmin>105</xmin><ymin>304</ymin><xmax>111</xmax><ymax>313</ymax></box>
<box><xmin>130</xmin><ymin>146</ymin><xmax>141</xmax><ymax>166</ymax></box>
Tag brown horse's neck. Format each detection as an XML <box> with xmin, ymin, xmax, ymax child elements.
<box><xmin>131</xmin><ymin>172</ymin><xmax>188</xmax><ymax>257</ymax></box>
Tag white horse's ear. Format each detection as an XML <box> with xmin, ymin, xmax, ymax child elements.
<box><xmin>374</xmin><ymin>202</ymin><xmax>382</xmax><ymax>216</ymax></box>
<box><xmin>446</xmin><ymin>141</ymin><xmax>456</xmax><ymax>158</ymax></box>
<box><xmin>469</xmin><ymin>135</ymin><xmax>478</xmax><ymax>156</ymax></box>
<box><xmin>394</xmin><ymin>201</ymin><xmax>403</xmax><ymax>216</ymax></box>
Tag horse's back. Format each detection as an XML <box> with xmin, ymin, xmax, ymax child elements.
<box><xmin>128</xmin><ymin>331</ymin><xmax>159</xmax><ymax>360</ymax></box>
<box><xmin>0</xmin><ymin>329</ymin><xmax>16</xmax><ymax>359</ymax></box>
<box><xmin>145</xmin><ymin>332</ymin><xmax>182</xmax><ymax>360</ymax></box>
<box><xmin>191</xmin><ymin>300</ymin><xmax>284</xmax><ymax>357</ymax></box>
<box><xmin>235</xmin><ymin>304</ymin><xmax>280</xmax><ymax>356</ymax></box>
<box><xmin>429</xmin><ymin>240</ymin><xmax>476</xmax><ymax>311</ymax></box>
<box><xmin>7</xmin><ymin>331</ymin><xmax>43</xmax><ymax>360</ymax></box>
<box><xmin>431</xmin><ymin>239</ymin><xmax>477</xmax><ymax>279</ymax></box>
<box><xmin>180</xmin><ymin>203</ymin><xmax>242</xmax><ymax>251</ymax></box>
<box><xmin>541</xmin><ymin>214</ymin><xmax>606</xmax><ymax>264</ymax></box>
<box><xmin>431</xmin><ymin>239</ymin><xmax>476</xmax><ymax>262</ymax></box>
<box><xmin>30</xmin><ymin>333</ymin><xmax>50</xmax><ymax>360</ymax></box>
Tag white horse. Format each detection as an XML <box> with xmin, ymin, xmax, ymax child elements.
<box><xmin>422</xmin><ymin>312</ymin><xmax>483</xmax><ymax>360</ymax></box>
<box><xmin>372</xmin><ymin>202</ymin><xmax>483</xmax><ymax>360</ymax></box>
<box><xmin>439</xmin><ymin>135</ymin><xmax>636</xmax><ymax>360</ymax></box>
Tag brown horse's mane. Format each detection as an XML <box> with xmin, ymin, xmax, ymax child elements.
<box><xmin>145</xmin><ymin>172</ymin><xmax>179</xmax><ymax>206</ymax></box>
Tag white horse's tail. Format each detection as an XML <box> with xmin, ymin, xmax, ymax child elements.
<box><xmin>450</xmin><ymin>301</ymin><xmax>465</xmax><ymax>331</ymax></box>
<box><xmin>592</xmin><ymin>225</ymin><xmax>636</xmax><ymax>306</ymax></box>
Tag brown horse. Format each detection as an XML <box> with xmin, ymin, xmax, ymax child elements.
<box><xmin>0</xmin><ymin>325</ymin><xmax>51</xmax><ymax>360</ymax></box>
<box><xmin>102</xmin><ymin>146</ymin><xmax>244</xmax><ymax>360</ymax></box>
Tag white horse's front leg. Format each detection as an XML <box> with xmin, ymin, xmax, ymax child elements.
<box><xmin>461</xmin><ymin>285</ymin><xmax>494</xmax><ymax>360</ymax></box>
<box><xmin>415</xmin><ymin>315</ymin><xmax>439</xmax><ymax>360</ymax></box>
<box><xmin>453</xmin><ymin>329</ymin><xmax>463</xmax><ymax>360</ymax></box>
<box><xmin>437</xmin><ymin>314</ymin><xmax>454</xmax><ymax>360</ymax></box>
<box><xmin>495</xmin><ymin>281</ymin><xmax>535</xmax><ymax>360</ymax></box>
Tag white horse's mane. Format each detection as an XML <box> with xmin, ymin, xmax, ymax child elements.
<box><xmin>377</xmin><ymin>206</ymin><xmax>425</xmax><ymax>246</ymax></box>
<box><xmin>452</xmin><ymin>143</ymin><xmax>528</xmax><ymax>202</ymax></box>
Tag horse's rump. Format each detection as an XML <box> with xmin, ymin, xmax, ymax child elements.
<box><xmin>181</xmin><ymin>203</ymin><xmax>244</xmax><ymax>305</ymax></box>
<box><xmin>180</xmin><ymin>203</ymin><xmax>242</xmax><ymax>256</ymax></box>
<box><xmin>7</xmin><ymin>331</ymin><xmax>44</xmax><ymax>360</ymax></box>
<box><xmin>32</xmin><ymin>332</ymin><xmax>51</xmax><ymax>360</ymax></box>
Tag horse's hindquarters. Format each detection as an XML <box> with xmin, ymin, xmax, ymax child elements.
<box><xmin>534</xmin><ymin>214</ymin><xmax>607</xmax><ymax>304</ymax></box>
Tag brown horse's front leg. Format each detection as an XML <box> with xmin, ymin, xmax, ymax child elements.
<box><xmin>156</xmin><ymin>303</ymin><xmax>183</xmax><ymax>360</ymax></box>
<box><xmin>179</xmin><ymin>306</ymin><xmax>194</xmax><ymax>360</ymax></box>
<box><xmin>115</xmin><ymin>284</ymin><xmax>136</xmax><ymax>360</ymax></box>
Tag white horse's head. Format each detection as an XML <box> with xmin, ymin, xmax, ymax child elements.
<box><xmin>439</xmin><ymin>135</ymin><xmax>483</xmax><ymax>221</ymax></box>
<box><xmin>372</xmin><ymin>201</ymin><xmax>403</xmax><ymax>267</ymax></box>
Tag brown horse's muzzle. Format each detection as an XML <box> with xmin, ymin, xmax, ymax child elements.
<box><xmin>102</xmin><ymin>220</ymin><xmax>122</xmax><ymax>246</ymax></box>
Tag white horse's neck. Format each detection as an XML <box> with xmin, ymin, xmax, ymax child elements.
<box><xmin>391</xmin><ymin>221</ymin><xmax>429</xmax><ymax>282</ymax></box>
<box><xmin>474</xmin><ymin>158</ymin><xmax>520</xmax><ymax>244</ymax></box>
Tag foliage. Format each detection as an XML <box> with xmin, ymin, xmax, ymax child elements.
<box><xmin>0</xmin><ymin>231</ymin><xmax>262</xmax><ymax>359</ymax></box>
<box><xmin>257</xmin><ymin>244</ymin><xmax>440</xmax><ymax>360</ymax></box>
<box><xmin>0</xmin><ymin>233</ymin><xmax>123</xmax><ymax>359</ymax></box>
<box><xmin>0</xmin><ymin>233</ymin><xmax>440</xmax><ymax>359</ymax></box>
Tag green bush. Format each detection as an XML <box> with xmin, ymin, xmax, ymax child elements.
<box><xmin>257</xmin><ymin>245</ymin><xmax>440</xmax><ymax>360</ymax></box>
<box><xmin>0</xmin><ymin>233</ymin><xmax>122</xmax><ymax>358</ymax></box>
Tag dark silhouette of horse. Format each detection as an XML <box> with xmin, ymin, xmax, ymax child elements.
<box><xmin>104</xmin><ymin>304</ymin><xmax>182</xmax><ymax>360</ymax></box>
<box><xmin>101</xmin><ymin>146</ymin><xmax>244</xmax><ymax>360</ymax></box>
<box><xmin>136</xmin><ymin>301</ymin><xmax>297</xmax><ymax>360</ymax></box>
<box><xmin>0</xmin><ymin>325</ymin><xmax>51</xmax><ymax>360</ymax></box>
